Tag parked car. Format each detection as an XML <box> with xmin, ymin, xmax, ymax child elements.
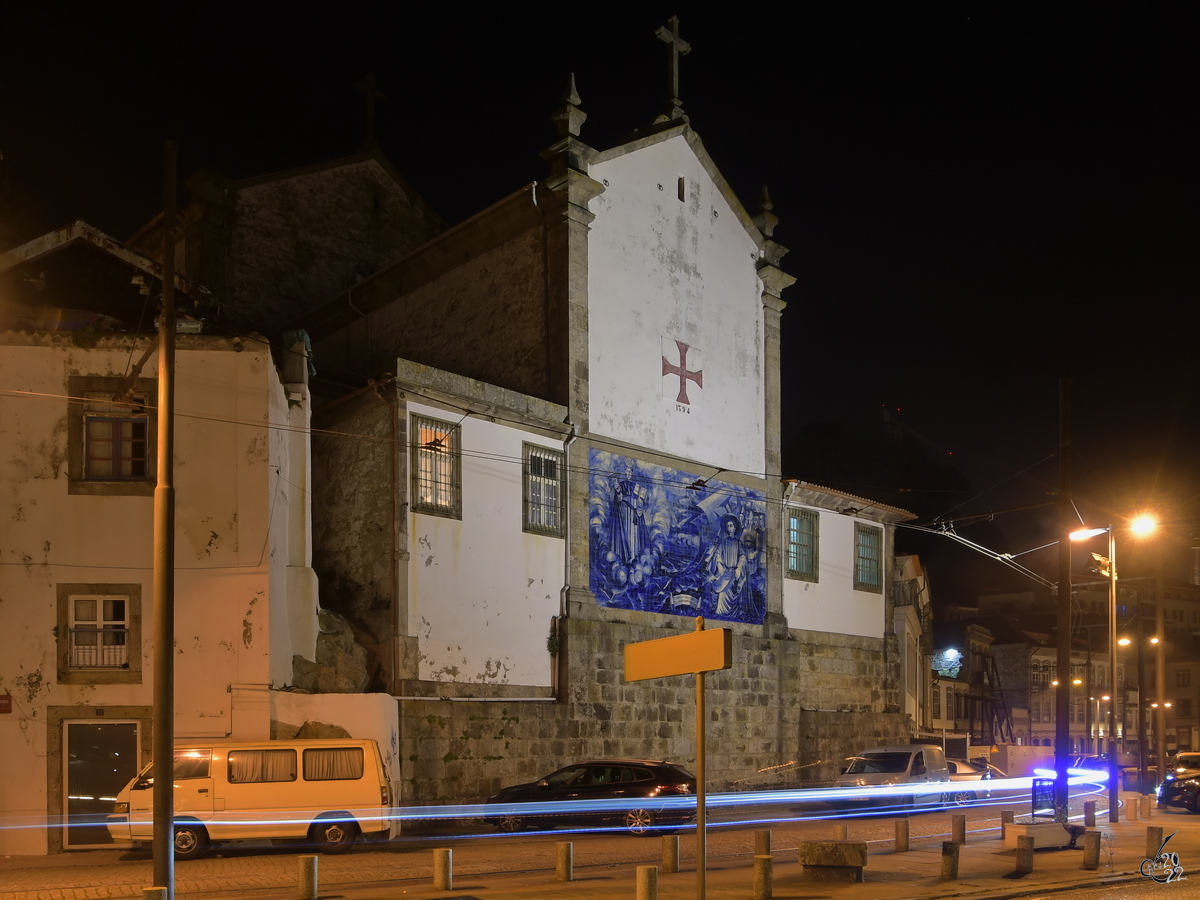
<box><xmin>945</xmin><ymin>759</ymin><xmax>1006</xmax><ymax>805</ymax></box>
<box><xmin>1070</xmin><ymin>755</ymin><xmax>1111</xmax><ymax>774</ymax></box>
<box><xmin>484</xmin><ymin>759</ymin><xmax>696</xmax><ymax>834</ymax></box>
<box><xmin>1164</xmin><ymin>752</ymin><xmax>1200</xmax><ymax>783</ymax></box>
<box><xmin>836</xmin><ymin>744</ymin><xmax>951</xmax><ymax>810</ymax></box>
<box><xmin>1158</xmin><ymin>774</ymin><xmax>1200</xmax><ymax>812</ymax></box>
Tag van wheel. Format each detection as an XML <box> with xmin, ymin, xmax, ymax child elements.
<box><xmin>173</xmin><ymin>823</ymin><xmax>209</xmax><ymax>860</ymax></box>
<box><xmin>311</xmin><ymin>819</ymin><xmax>358</xmax><ymax>853</ymax></box>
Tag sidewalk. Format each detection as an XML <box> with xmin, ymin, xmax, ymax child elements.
<box><xmin>0</xmin><ymin>793</ymin><xmax>1193</xmax><ymax>900</ymax></box>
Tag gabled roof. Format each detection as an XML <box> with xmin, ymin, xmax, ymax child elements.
<box><xmin>0</xmin><ymin>220</ymin><xmax>193</xmax><ymax>294</ymax></box>
<box><xmin>127</xmin><ymin>147</ymin><xmax>447</xmax><ymax>247</ymax></box>
<box><xmin>591</xmin><ymin>123</ymin><xmax>767</xmax><ymax>253</ymax></box>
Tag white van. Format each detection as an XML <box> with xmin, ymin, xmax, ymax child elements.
<box><xmin>835</xmin><ymin>744</ymin><xmax>951</xmax><ymax>810</ymax></box>
<box><xmin>107</xmin><ymin>739</ymin><xmax>396</xmax><ymax>858</ymax></box>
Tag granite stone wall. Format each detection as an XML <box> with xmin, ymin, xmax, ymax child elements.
<box><xmin>396</xmin><ymin>615</ymin><xmax>910</xmax><ymax>808</ymax></box>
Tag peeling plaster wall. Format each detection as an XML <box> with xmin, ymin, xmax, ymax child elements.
<box><xmin>228</xmin><ymin>159</ymin><xmax>443</xmax><ymax>333</ymax></box>
<box><xmin>407</xmin><ymin>402</ymin><xmax>562</xmax><ymax>687</ymax></box>
<box><xmin>780</xmin><ymin>507</ymin><xmax>887</xmax><ymax>639</ymax></box>
<box><xmin>0</xmin><ymin>334</ymin><xmax>297</xmax><ymax>854</ymax></box>
<box><xmin>587</xmin><ymin>134</ymin><xmax>765</xmax><ymax>474</ymax></box>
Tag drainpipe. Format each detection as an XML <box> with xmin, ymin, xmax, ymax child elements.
<box><xmin>554</xmin><ymin>421</ymin><xmax>577</xmax><ymax>700</ymax></box>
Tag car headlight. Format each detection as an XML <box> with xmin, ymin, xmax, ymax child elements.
<box><xmin>113</xmin><ymin>801</ymin><xmax>129</xmax><ymax>814</ymax></box>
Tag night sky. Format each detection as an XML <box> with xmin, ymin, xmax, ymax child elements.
<box><xmin>2</xmin><ymin>6</ymin><xmax>1196</xmax><ymax>603</ymax></box>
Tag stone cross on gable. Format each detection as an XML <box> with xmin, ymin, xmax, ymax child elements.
<box><xmin>354</xmin><ymin>74</ymin><xmax>387</xmax><ymax>146</ymax></box>
<box><xmin>655</xmin><ymin>15</ymin><xmax>691</xmax><ymax>120</ymax></box>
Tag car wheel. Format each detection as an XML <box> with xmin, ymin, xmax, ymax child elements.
<box><xmin>625</xmin><ymin>808</ymin><xmax>654</xmax><ymax>834</ymax></box>
<box><xmin>497</xmin><ymin>814</ymin><xmax>524</xmax><ymax>832</ymax></box>
<box><xmin>1190</xmin><ymin>793</ymin><xmax>1200</xmax><ymax>815</ymax></box>
<box><xmin>311</xmin><ymin>819</ymin><xmax>358</xmax><ymax>853</ymax></box>
<box><xmin>173</xmin><ymin>823</ymin><xmax>209</xmax><ymax>860</ymax></box>
<box><xmin>949</xmin><ymin>789</ymin><xmax>976</xmax><ymax>807</ymax></box>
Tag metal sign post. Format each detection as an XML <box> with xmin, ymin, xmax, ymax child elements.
<box><xmin>625</xmin><ymin>617</ymin><xmax>733</xmax><ymax>900</ymax></box>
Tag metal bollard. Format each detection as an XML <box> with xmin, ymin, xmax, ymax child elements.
<box><xmin>556</xmin><ymin>841</ymin><xmax>573</xmax><ymax>882</ymax></box>
<box><xmin>1084</xmin><ymin>800</ymin><xmax>1096</xmax><ymax>827</ymax></box>
<box><xmin>1082</xmin><ymin>831</ymin><xmax>1101</xmax><ymax>870</ymax></box>
<box><xmin>143</xmin><ymin>891</ymin><xmax>168</xmax><ymax>900</ymax></box>
<box><xmin>1140</xmin><ymin>795</ymin><xmax>1152</xmax><ymax>819</ymax></box>
<box><xmin>940</xmin><ymin>841</ymin><xmax>960</xmax><ymax>880</ymax></box>
<box><xmin>299</xmin><ymin>855</ymin><xmax>318</xmax><ymax>900</ymax></box>
<box><xmin>1015</xmin><ymin>835</ymin><xmax>1035</xmax><ymax>875</ymax></box>
<box><xmin>755</xmin><ymin>828</ymin><xmax>772</xmax><ymax>857</ymax></box>
<box><xmin>895</xmin><ymin>817</ymin><xmax>909</xmax><ymax>852</ymax></box>
<box><xmin>951</xmin><ymin>814</ymin><xmax>966</xmax><ymax>844</ymax></box>
<box><xmin>753</xmin><ymin>854</ymin><xmax>773</xmax><ymax>900</ymax></box>
<box><xmin>1001</xmin><ymin>809</ymin><xmax>1014</xmax><ymax>841</ymax></box>
<box><xmin>637</xmin><ymin>865</ymin><xmax>659</xmax><ymax>900</ymax></box>
<box><xmin>662</xmin><ymin>833</ymin><xmax>679</xmax><ymax>874</ymax></box>
<box><xmin>433</xmin><ymin>847</ymin><xmax>453</xmax><ymax>891</ymax></box>
<box><xmin>833</xmin><ymin>822</ymin><xmax>848</xmax><ymax>840</ymax></box>
<box><xmin>1147</xmin><ymin>825</ymin><xmax>1164</xmax><ymax>859</ymax></box>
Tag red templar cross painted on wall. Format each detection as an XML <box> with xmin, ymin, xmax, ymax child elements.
<box><xmin>662</xmin><ymin>338</ymin><xmax>703</xmax><ymax>405</ymax></box>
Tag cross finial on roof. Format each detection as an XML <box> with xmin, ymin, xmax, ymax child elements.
<box><xmin>655</xmin><ymin>16</ymin><xmax>691</xmax><ymax>121</ymax></box>
<box><xmin>353</xmin><ymin>74</ymin><xmax>387</xmax><ymax>148</ymax></box>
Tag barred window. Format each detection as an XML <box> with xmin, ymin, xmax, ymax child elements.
<box><xmin>785</xmin><ymin>509</ymin><xmax>819</xmax><ymax>582</ymax></box>
<box><xmin>523</xmin><ymin>444</ymin><xmax>565</xmax><ymax>536</ymax></box>
<box><xmin>69</xmin><ymin>594</ymin><xmax>128</xmax><ymax>669</ymax></box>
<box><xmin>411</xmin><ymin>414</ymin><xmax>461</xmax><ymax>518</ymax></box>
<box><xmin>853</xmin><ymin>523</ymin><xmax>883</xmax><ymax>593</ymax></box>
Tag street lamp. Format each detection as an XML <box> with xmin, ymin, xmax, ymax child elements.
<box><xmin>1071</xmin><ymin>514</ymin><xmax>1158</xmax><ymax>821</ymax></box>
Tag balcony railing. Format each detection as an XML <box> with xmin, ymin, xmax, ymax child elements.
<box><xmin>69</xmin><ymin>627</ymin><xmax>129</xmax><ymax>668</ymax></box>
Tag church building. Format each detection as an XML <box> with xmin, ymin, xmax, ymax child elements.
<box><xmin>282</xmin><ymin>22</ymin><xmax>919</xmax><ymax>803</ymax></box>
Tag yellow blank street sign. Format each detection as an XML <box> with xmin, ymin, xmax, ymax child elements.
<box><xmin>624</xmin><ymin>625</ymin><xmax>733</xmax><ymax>682</ymax></box>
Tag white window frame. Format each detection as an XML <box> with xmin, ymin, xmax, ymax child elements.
<box><xmin>68</xmin><ymin>593</ymin><xmax>129</xmax><ymax>670</ymax></box>
<box><xmin>411</xmin><ymin>414</ymin><xmax>461</xmax><ymax>519</ymax></box>
<box><xmin>523</xmin><ymin>443</ymin><xmax>565</xmax><ymax>537</ymax></box>
<box><xmin>785</xmin><ymin>508</ymin><xmax>819</xmax><ymax>582</ymax></box>
<box><xmin>853</xmin><ymin>523</ymin><xmax>883</xmax><ymax>593</ymax></box>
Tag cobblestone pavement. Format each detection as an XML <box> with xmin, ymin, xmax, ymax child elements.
<box><xmin>2</xmin><ymin>792</ymin><xmax>1189</xmax><ymax>900</ymax></box>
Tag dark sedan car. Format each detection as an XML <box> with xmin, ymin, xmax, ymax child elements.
<box><xmin>485</xmin><ymin>759</ymin><xmax>696</xmax><ymax>834</ymax></box>
<box><xmin>1158</xmin><ymin>774</ymin><xmax>1200</xmax><ymax>812</ymax></box>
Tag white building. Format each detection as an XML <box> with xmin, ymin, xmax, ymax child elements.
<box><xmin>0</xmin><ymin>227</ymin><xmax>396</xmax><ymax>854</ymax></box>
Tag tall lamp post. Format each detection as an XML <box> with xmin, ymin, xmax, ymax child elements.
<box><xmin>1072</xmin><ymin>512</ymin><xmax>1157</xmax><ymax>822</ymax></box>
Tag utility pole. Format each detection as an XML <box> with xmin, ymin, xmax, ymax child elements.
<box><xmin>152</xmin><ymin>141</ymin><xmax>177</xmax><ymax>899</ymax></box>
<box><xmin>1155</xmin><ymin>547</ymin><xmax>1167</xmax><ymax>790</ymax></box>
<box><xmin>1055</xmin><ymin>377</ymin><xmax>1072</xmax><ymax>823</ymax></box>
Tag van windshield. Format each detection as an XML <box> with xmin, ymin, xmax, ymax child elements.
<box><xmin>845</xmin><ymin>752</ymin><xmax>911</xmax><ymax>775</ymax></box>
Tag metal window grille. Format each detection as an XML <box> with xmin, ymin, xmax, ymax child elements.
<box><xmin>411</xmin><ymin>415</ymin><xmax>461</xmax><ymax>517</ymax></box>
<box><xmin>70</xmin><ymin>594</ymin><xmax>129</xmax><ymax>668</ymax></box>
<box><xmin>853</xmin><ymin>524</ymin><xmax>883</xmax><ymax>592</ymax></box>
<box><xmin>785</xmin><ymin>509</ymin><xmax>818</xmax><ymax>581</ymax></box>
<box><xmin>523</xmin><ymin>445</ymin><xmax>564</xmax><ymax>536</ymax></box>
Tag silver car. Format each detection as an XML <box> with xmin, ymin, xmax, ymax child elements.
<box><xmin>945</xmin><ymin>758</ymin><xmax>1005</xmax><ymax>805</ymax></box>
